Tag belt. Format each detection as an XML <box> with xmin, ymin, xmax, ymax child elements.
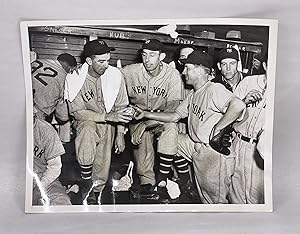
<box><xmin>236</xmin><ymin>132</ymin><xmax>258</xmax><ymax>144</ymax></box>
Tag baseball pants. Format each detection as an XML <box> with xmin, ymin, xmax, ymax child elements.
<box><xmin>129</xmin><ymin>122</ymin><xmax>178</xmax><ymax>186</ymax></box>
<box><xmin>75</xmin><ymin>120</ymin><xmax>115</xmax><ymax>193</ymax></box>
<box><xmin>228</xmin><ymin>137</ymin><xmax>264</xmax><ymax>204</ymax></box>
<box><xmin>177</xmin><ymin>133</ymin><xmax>235</xmax><ymax>204</ymax></box>
<box><xmin>32</xmin><ymin>179</ymin><xmax>71</xmax><ymax>206</ymax></box>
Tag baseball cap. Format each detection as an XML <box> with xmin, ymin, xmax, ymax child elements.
<box><xmin>218</xmin><ymin>48</ymin><xmax>239</xmax><ymax>62</ymax></box>
<box><xmin>83</xmin><ymin>39</ymin><xmax>115</xmax><ymax>58</ymax></box>
<box><xmin>180</xmin><ymin>50</ymin><xmax>213</xmax><ymax>68</ymax></box>
<box><xmin>142</xmin><ymin>39</ymin><xmax>164</xmax><ymax>51</ymax></box>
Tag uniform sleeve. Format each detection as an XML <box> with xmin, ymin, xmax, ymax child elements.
<box><xmin>167</xmin><ymin>69</ymin><xmax>184</xmax><ymax>102</ymax></box>
<box><xmin>113</xmin><ymin>75</ymin><xmax>129</xmax><ymax>111</ymax></box>
<box><xmin>175</xmin><ymin>91</ymin><xmax>193</xmax><ymax>119</ymax></box>
<box><xmin>43</xmin><ymin>126</ymin><xmax>65</xmax><ymax>162</ymax></box>
<box><xmin>233</xmin><ymin>77</ymin><xmax>250</xmax><ymax>100</ymax></box>
<box><xmin>40</xmin><ymin>156</ymin><xmax>62</xmax><ymax>189</ymax></box>
<box><xmin>211</xmin><ymin>84</ymin><xmax>236</xmax><ymax>113</ymax></box>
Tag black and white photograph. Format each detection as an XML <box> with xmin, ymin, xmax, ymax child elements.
<box><xmin>20</xmin><ymin>18</ymin><xmax>277</xmax><ymax>213</ymax></box>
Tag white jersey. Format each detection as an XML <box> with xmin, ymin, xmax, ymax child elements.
<box><xmin>175</xmin><ymin>81</ymin><xmax>234</xmax><ymax>144</ymax></box>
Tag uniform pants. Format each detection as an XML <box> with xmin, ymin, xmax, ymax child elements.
<box><xmin>75</xmin><ymin>120</ymin><xmax>115</xmax><ymax>193</ymax></box>
<box><xmin>228</xmin><ymin>137</ymin><xmax>264</xmax><ymax>204</ymax></box>
<box><xmin>32</xmin><ymin>179</ymin><xmax>71</xmax><ymax>206</ymax></box>
<box><xmin>129</xmin><ymin>122</ymin><xmax>178</xmax><ymax>186</ymax></box>
<box><xmin>177</xmin><ymin>133</ymin><xmax>235</xmax><ymax>204</ymax></box>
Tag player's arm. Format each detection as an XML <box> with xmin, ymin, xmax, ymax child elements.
<box><xmin>212</xmin><ymin>96</ymin><xmax>246</xmax><ymax>135</ymax></box>
<box><xmin>165</xmin><ymin>69</ymin><xmax>184</xmax><ymax>111</ymax></box>
<box><xmin>135</xmin><ymin>107</ymin><xmax>181</xmax><ymax>123</ymax></box>
<box><xmin>40</xmin><ymin>156</ymin><xmax>62</xmax><ymax>189</ymax></box>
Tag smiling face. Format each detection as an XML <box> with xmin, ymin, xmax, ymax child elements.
<box><xmin>219</xmin><ymin>58</ymin><xmax>238</xmax><ymax>80</ymax></box>
<box><xmin>141</xmin><ymin>49</ymin><xmax>161</xmax><ymax>72</ymax></box>
<box><xmin>87</xmin><ymin>53</ymin><xmax>110</xmax><ymax>77</ymax></box>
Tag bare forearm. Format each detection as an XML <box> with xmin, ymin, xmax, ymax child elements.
<box><xmin>214</xmin><ymin>97</ymin><xmax>246</xmax><ymax>132</ymax></box>
<box><xmin>144</xmin><ymin>111</ymin><xmax>181</xmax><ymax>123</ymax></box>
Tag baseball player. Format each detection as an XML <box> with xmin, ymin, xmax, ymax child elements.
<box><xmin>31</xmin><ymin>53</ymin><xmax>77</xmax><ymax>124</ymax></box>
<box><xmin>228</xmin><ymin>59</ymin><xmax>267</xmax><ymax>204</ymax></box>
<box><xmin>32</xmin><ymin>107</ymin><xmax>71</xmax><ymax>206</ymax></box>
<box><xmin>121</xmin><ymin>39</ymin><xmax>187</xmax><ymax>202</ymax></box>
<box><xmin>68</xmin><ymin>39</ymin><xmax>132</xmax><ymax>205</ymax></box>
<box><xmin>134</xmin><ymin>50</ymin><xmax>246</xmax><ymax>204</ymax></box>
<box><xmin>212</xmin><ymin>47</ymin><xmax>243</xmax><ymax>92</ymax></box>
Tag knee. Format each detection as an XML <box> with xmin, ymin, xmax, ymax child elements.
<box><xmin>77</xmin><ymin>121</ymin><xmax>97</xmax><ymax>136</ymax></box>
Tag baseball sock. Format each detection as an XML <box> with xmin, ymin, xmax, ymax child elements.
<box><xmin>158</xmin><ymin>153</ymin><xmax>174</xmax><ymax>187</ymax></box>
<box><xmin>80</xmin><ymin>164</ymin><xmax>93</xmax><ymax>180</ymax></box>
<box><xmin>174</xmin><ymin>156</ymin><xmax>190</xmax><ymax>184</ymax></box>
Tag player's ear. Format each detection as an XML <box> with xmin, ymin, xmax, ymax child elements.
<box><xmin>159</xmin><ymin>52</ymin><xmax>166</xmax><ymax>61</ymax></box>
<box><xmin>86</xmin><ymin>57</ymin><xmax>93</xmax><ymax>65</ymax></box>
<box><xmin>217</xmin><ymin>62</ymin><xmax>221</xmax><ymax>71</ymax></box>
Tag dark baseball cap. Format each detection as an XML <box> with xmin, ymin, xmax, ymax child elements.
<box><xmin>83</xmin><ymin>39</ymin><xmax>115</xmax><ymax>58</ymax></box>
<box><xmin>218</xmin><ymin>48</ymin><xmax>239</xmax><ymax>61</ymax></box>
<box><xmin>142</xmin><ymin>39</ymin><xmax>164</xmax><ymax>51</ymax></box>
<box><xmin>180</xmin><ymin>50</ymin><xmax>213</xmax><ymax>69</ymax></box>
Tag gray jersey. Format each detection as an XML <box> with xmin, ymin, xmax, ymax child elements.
<box><xmin>33</xmin><ymin>118</ymin><xmax>65</xmax><ymax>178</ymax></box>
<box><xmin>122</xmin><ymin>62</ymin><xmax>183</xmax><ymax>111</ymax></box>
<box><xmin>31</xmin><ymin>59</ymin><xmax>66</xmax><ymax>116</ymax></box>
<box><xmin>175</xmin><ymin>81</ymin><xmax>234</xmax><ymax>144</ymax></box>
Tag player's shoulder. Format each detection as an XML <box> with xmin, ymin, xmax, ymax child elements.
<box><xmin>122</xmin><ymin>63</ymin><xmax>142</xmax><ymax>72</ymax></box>
<box><xmin>35</xmin><ymin>118</ymin><xmax>57</xmax><ymax>136</ymax></box>
<box><xmin>208</xmin><ymin>81</ymin><xmax>232</xmax><ymax>95</ymax></box>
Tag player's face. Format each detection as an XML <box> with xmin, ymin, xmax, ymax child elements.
<box><xmin>90</xmin><ymin>53</ymin><xmax>110</xmax><ymax>76</ymax></box>
<box><xmin>142</xmin><ymin>49</ymin><xmax>161</xmax><ymax>72</ymax></box>
<box><xmin>182</xmin><ymin>64</ymin><xmax>201</xmax><ymax>86</ymax></box>
<box><xmin>220</xmin><ymin>58</ymin><xmax>238</xmax><ymax>80</ymax></box>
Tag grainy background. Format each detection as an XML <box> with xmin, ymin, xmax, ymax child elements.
<box><xmin>0</xmin><ymin>0</ymin><xmax>299</xmax><ymax>233</ymax></box>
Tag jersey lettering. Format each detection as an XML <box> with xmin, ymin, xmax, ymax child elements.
<box><xmin>83</xmin><ymin>89</ymin><xmax>95</xmax><ymax>102</ymax></box>
<box><xmin>31</xmin><ymin>61</ymin><xmax>58</xmax><ymax>86</ymax></box>
<box><xmin>132</xmin><ymin>86</ymin><xmax>146</xmax><ymax>94</ymax></box>
<box><xmin>153</xmin><ymin>87</ymin><xmax>167</xmax><ymax>98</ymax></box>
<box><xmin>192</xmin><ymin>103</ymin><xmax>206</xmax><ymax>121</ymax></box>
<box><xmin>34</xmin><ymin>145</ymin><xmax>44</xmax><ymax>159</ymax></box>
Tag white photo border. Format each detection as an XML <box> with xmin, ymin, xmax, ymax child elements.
<box><xmin>20</xmin><ymin>18</ymin><xmax>278</xmax><ymax>213</ymax></box>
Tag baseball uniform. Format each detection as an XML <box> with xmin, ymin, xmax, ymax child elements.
<box><xmin>33</xmin><ymin>117</ymin><xmax>71</xmax><ymax>206</ymax></box>
<box><xmin>175</xmin><ymin>81</ymin><xmax>236</xmax><ymax>204</ymax></box>
<box><xmin>31</xmin><ymin>59</ymin><xmax>69</xmax><ymax>121</ymax></box>
<box><xmin>228</xmin><ymin>74</ymin><xmax>266</xmax><ymax>204</ymax></box>
<box><xmin>122</xmin><ymin>62</ymin><xmax>183</xmax><ymax>186</ymax></box>
<box><xmin>69</xmin><ymin>69</ymin><xmax>129</xmax><ymax>193</ymax></box>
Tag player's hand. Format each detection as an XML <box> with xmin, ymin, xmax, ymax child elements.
<box><xmin>133</xmin><ymin>106</ymin><xmax>145</xmax><ymax>120</ymax></box>
<box><xmin>131</xmin><ymin>122</ymin><xmax>146</xmax><ymax>145</ymax></box>
<box><xmin>244</xmin><ymin>89</ymin><xmax>263</xmax><ymax>105</ymax></box>
<box><xmin>105</xmin><ymin>108</ymin><xmax>133</xmax><ymax>123</ymax></box>
<box><xmin>115</xmin><ymin>132</ymin><xmax>125</xmax><ymax>154</ymax></box>
<box><xmin>69</xmin><ymin>64</ymin><xmax>82</xmax><ymax>75</ymax></box>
